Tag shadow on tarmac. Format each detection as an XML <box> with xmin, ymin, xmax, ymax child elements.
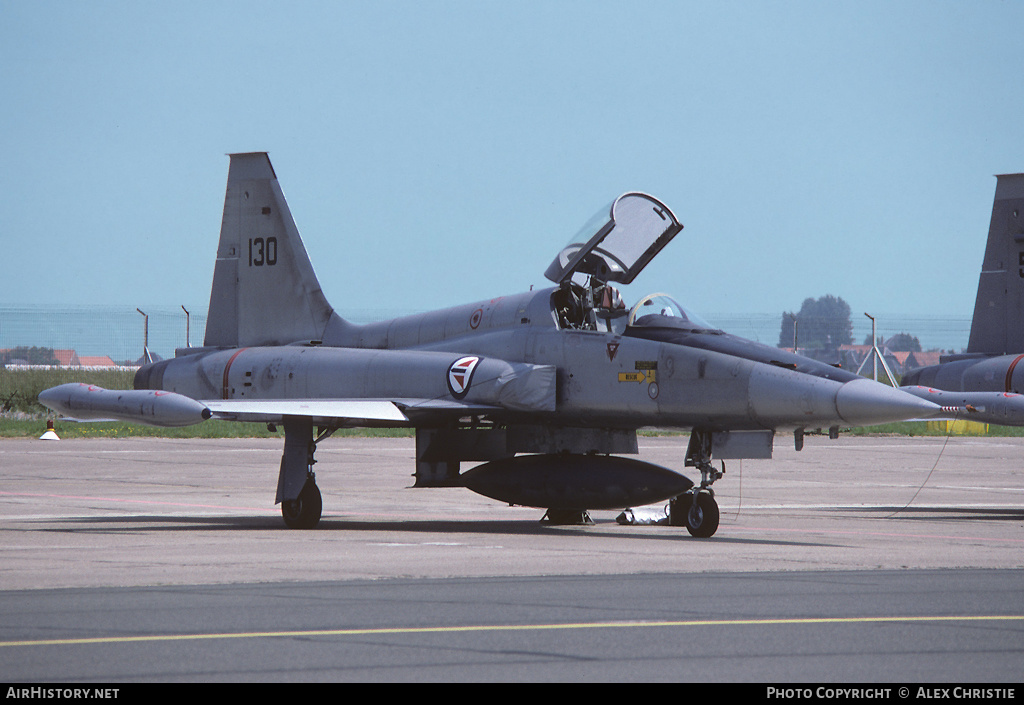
<box><xmin>28</xmin><ymin>513</ymin><xmax>838</xmax><ymax>548</ymax></box>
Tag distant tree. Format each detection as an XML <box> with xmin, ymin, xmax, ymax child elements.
<box><xmin>886</xmin><ymin>333</ymin><xmax>922</xmax><ymax>352</ymax></box>
<box><xmin>778</xmin><ymin>295</ymin><xmax>852</xmax><ymax>351</ymax></box>
<box><xmin>1</xmin><ymin>346</ymin><xmax>59</xmax><ymax>365</ymax></box>
<box><xmin>862</xmin><ymin>332</ymin><xmax>922</xmax><ymax>351</ymax></box>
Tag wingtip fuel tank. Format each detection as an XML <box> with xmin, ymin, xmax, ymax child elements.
<box><xmin>38</xmin><ymin>383</ymin><xmax>211</xmax><ymax>427</ymax></box>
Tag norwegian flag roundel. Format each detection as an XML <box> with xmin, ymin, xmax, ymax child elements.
<box><xmin>447</xmin><ymin>356</ymin><xmax>481</xmax><ymax>399</ymax></box>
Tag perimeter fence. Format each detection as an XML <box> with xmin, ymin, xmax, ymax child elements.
<box><xmin>1</xmin><ymin>305</ymin><xmax>974</xmax><ymax>364</ymax></box>
<box><xmin>685</xmin><ymin>313</ymin><xmax>971</xmax><ymax>355</ymax></box>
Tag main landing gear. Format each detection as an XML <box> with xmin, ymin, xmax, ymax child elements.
<box><xmin>670</xmin><ymin>429</ymin><xmax>724</xmax><ymax>538</ymax></box>
<box><xmin>281</xmin><ymin>479</ymin><xmax>322</xmax><ymax>530</ymax></box>
<box><xmin>277</xmin><ymin>418</ymin><xmax>333</xmax><ymax>529</ymax></box>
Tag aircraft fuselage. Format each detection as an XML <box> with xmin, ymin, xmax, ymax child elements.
<box><xmin>136</xmin><ymin>287</ymin><xmax>934</xmax><ymax>433</ymax></box>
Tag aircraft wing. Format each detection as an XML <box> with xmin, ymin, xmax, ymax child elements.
<box><xmin>203</xmin><ymin>399</ymin><xmax>408</xmax><ymax>425</ymax></box>
<box><xmin>40</xmin><ymin>360</ymin><xmax>549</xmax><ymax>428</ymax></box>
<box><xmin>202</xmin><ymin>398</ymin><xmax>506</xmax><ymax>426</ymax></box>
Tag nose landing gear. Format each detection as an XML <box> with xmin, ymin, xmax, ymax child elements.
<box><xmin>670</xmin><ymin>429</ymin><xmax>724</xmax><ymax>537</ymax></box>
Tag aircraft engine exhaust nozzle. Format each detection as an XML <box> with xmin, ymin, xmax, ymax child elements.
<box><xmin>835</xmin><ymin>378</ymin><xmax>942</xmax><ymax>426</ymax></box>
<box><xmin>460</xmin><ymin>454</ymin><xmax>694</xmax><ymax>510</ymax></box>
<box><xmin>38</xmin><ymin>383</ymin><xmax>211</xmax><ymax>428</ymax></box>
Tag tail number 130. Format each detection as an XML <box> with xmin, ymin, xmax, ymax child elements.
<box><xmin>249</xmin><ymin>237</ymin><xmax>278</xmax><ymax>267</ymax></box>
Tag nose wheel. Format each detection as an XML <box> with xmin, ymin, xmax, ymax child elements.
<box><xmin>671</xmin><ymin>491</ymin><xmax>719</xmax><ymax>538</ymax></box>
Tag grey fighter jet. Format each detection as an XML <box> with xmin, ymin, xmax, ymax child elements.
<box><xmin>39</xmin><ymin>153</ymin><xmax>942</xmax><ymax>537</ymax></box>
<box><xmin>899</xmin><ymin>173</ymin><xmax>1024</xmax><ymax>426</ymax></box>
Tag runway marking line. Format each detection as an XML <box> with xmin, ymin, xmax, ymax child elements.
<box><xmin>2</xmin><ymin>615</ymin><xmax>1022</xmax><ymax>649</ymax></box>
<box><xmin>725</xmin><ymin>523</ymin><xmax>1024</xmax><ymax>544</ymax></box>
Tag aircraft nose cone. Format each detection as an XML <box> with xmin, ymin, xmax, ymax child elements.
<box><xmin>37</xmin><ymin>383</ymin><xmax>77</xmax><ymax>413</ymax></box>
<box><xmin>836</xmin><ymin>378</ymin><xmax>942</xmax><ymax>426</ymax></box>
<box><xmin>37</xmin><ymin>387</ymin><xmax>57</xmax><ymax>405</ymax></box>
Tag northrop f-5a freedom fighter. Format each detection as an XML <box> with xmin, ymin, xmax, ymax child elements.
<box><xmin>39</xmin><ymin>153</ymin><xmax>942</xmax><ymax>537</ymax></box>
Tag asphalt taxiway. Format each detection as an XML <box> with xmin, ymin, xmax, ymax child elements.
<box><xmin>1</xmin><ymin>434</ymin><xmax>1022</xmax><ymax>681</ymax></box>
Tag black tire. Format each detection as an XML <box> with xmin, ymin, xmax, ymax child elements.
<box><xmin>685</xmin><ymin>492</ymin><xmax>719</xmax><ymax>538</ymax></box>
<box><xmin>281</xmin><ymin>480</ymin><xmax>322</xmax><ymax>529</ymax></box>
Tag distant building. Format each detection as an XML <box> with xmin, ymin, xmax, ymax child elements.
<box><xmin>902</xmin><ymin>351</ymin><xmax>943</xmax><ymax>371</ymax></box>
<box><xmin>132</xmin><ymin>352</ymin><xmax>162</xmax><ymax>366</ymax></box>
<box><xmin>77</xmin><ymin>355</ymin><xmax>117</xmax><ymax>368</ymax></box>
<box><xmin>53</xmin><ymin>349</ymin><xmax>81</xmax><ymax>367</ymax></box>
<box><xmin>837</xmin><ymin>343</ymin><xmax>906</xmax><ymax>376</ymax></box>
<box><xmin>838</xmin><ymin>344</ymin><xmax>872</xmax><ymax>371</ymax></box>
<box><xmin>891</xmin><ymin>351</ymin><xmax>913</xmax><ymax>373</ymax></box>
<box><xmin>2</xmin><ymin>348</ymin><xmax>130</xmax><ymax>370</ymax></box>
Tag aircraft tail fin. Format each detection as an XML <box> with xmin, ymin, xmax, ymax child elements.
<box><xmin>966</xmin><ymin>174</ymin><xmax>1024</xmax><ymax>355</ymax></box>
<box><xmin>204</xmin><ymin>153</ymin><xmax>346</xmax><ymax>348</ymax></box>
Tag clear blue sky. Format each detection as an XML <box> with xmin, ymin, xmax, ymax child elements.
<box><xmin>3</xmin><ymin>1</ymin><xmax>1022</xmax><ymax>346</ymax></box>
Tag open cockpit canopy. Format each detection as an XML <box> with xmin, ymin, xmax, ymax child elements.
<box><xmin>544</xmin><ymin>193</ymin><xmax>682</xmax><ymax>285</ymax></box>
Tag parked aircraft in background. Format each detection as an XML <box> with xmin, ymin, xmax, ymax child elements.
<box><xmin>900</xmin><ymin>173</ymin><xmax>1024</xmax><ymax>426</ymax></box>
<box><xmin>40</xmin><ymin>153</ymin><xmax>941</xmax><ymax>536</ymax></box>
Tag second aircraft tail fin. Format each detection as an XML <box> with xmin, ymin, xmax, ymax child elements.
<box><xmin>966</xmin><ymin>173</ymin><xmax>1024</xmax><ymax>355</ymax></box>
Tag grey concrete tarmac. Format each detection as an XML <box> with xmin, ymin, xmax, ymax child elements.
<box><xmin>1</xmin><ymin>434</ymin><xmax>1022</xmax><ymax>590</ymax></box>
<box><xmin>1</xmin><ymin>434</ymin><xmax>1023</xmax><ymax>682</ymax></box>
<box><xmin>2</xmin><ymin>570</ymin><xmax>1022</xmax><ymax>682</ymax></box>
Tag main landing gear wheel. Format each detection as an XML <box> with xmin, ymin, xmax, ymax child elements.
<box><xmin>282</xmin><ymin>480</ymin><xmax>322</xmax><ymax>529</ymax></box>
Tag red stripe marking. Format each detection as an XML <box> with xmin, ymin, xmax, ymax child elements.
<box><xmin>222</xmin><ymin>348</ymin><xmax>248</xmax><ymax>399</ymax></box>
<box><xmin>1004</xmin><ymin>354</ymin><xmax>1024</xmax><ymax>393</ymax></box>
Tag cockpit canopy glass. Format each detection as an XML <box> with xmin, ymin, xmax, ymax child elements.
<box><xmin>627</xmin><ymin>293</ymin><xmax>716</xmax><ymax>331</ymax></box>
<box><xmin>544</xmin><ymin>193</ymin><xmax>682</xmax><ymax>285</ymax></box>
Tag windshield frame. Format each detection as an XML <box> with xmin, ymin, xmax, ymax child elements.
<box><xmin>626</xmin><ymin>293</ymin><xmax>716</xmax><ymax>331</ymax></box>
